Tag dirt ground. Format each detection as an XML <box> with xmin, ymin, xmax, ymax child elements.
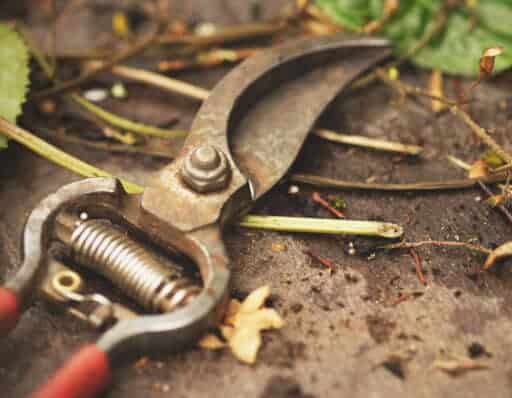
<box><xmin>2</xmin><ymin>1</ymin><xmax>512</xmax><ymax>397</ymax></box>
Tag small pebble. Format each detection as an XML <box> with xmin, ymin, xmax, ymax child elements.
<box><xmin>348</xmin><ymin>242</ymin><xmax>356</xmax><ymax>256</ymax></box>
<box><xmin>83</xmin><ymin>88</ymin><xmax>108</xmax><ymax>102</ymax></box>
<box><xmin>195</xmin><ymin>22</ymin><xmax>217</xmax><ymax>36</ymax></box>
<box><xmin>288</xmin><ymin>185</ymin><xmax>300</xmax><ymax>194</ymax></box>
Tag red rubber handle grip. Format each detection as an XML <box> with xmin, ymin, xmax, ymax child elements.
<box><xmin>32</xmin><ymin>344</ymin><xmax>111</xmax><ymax>398</ymax></box>
<box><xmin>0</xmin><ymin>287</ymin><xmax>20</xmax><ymax>336</ymax></box>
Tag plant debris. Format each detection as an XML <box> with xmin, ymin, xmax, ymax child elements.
<box><xmin>433</xmin><ymin>357</ymin><xmax>490</xmax><ymax>376</ymax></box>
<box><xmin>199</xmin><ymin>286</ymin><xmax>285</xmax><ymax>364</ymax></box>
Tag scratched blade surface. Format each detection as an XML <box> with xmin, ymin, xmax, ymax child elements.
<box><xmin>228</xmin><ymin>38</ymin><xmax>391</xmax><ymax>200</ymax></box>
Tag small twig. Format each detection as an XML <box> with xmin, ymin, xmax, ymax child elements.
<box><xmin>381</xmin><ymin>240</ymin><xmax>491</xmax><ymax>255</ymax></box>
<box><xmin>86</xmin><ymin>61</ymin><xmax>210</xmax><ymax>101</ymax></box>
<box><xmin>158</xmin><ymin>47</ymin><xmax>259</xmax><ymax>72</ymax></box>
<box><xmin>33</xmin><ymin>21</ymin><xmax>164</xmax><ymax>99</ymax></box>
<box><xmin>303</xmin><ymin>249</ymin><xmax>336</xmax><ymax>273</ymax></box>
<box><xmin>477</xmin><ymin>180</ymin><xmax>512</xmax><ymax>225</ymax></box>
<box><xmin>409</xmin><ymin>249</ymin><xmax>427</xmax><ymax>285</ymax></box>
<box><xmin>311</xmin><ymin>192</ymin><xmax>345</xmax><ymax>218</ymax></box>
<box><xmin>446</xmin><ymin>155</ymin><xmax>471</xmax><ymax>171</ymax></box>
<box><xmin>158</xmin><ymin>21</ymin><xmax>285</xmax><ymax>46</ymax></box>
<box><xmin>314</xmin><ymin>128</ymin><xmax>422</xmax><ymax>155</ymax></box>
<box><xmin>291</xmin><ymin>173</ymin><xmax>508</xmax><ymax>191</ymax></box>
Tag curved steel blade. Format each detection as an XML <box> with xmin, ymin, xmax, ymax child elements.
<box><xmin>228</xmin><ymin>36</ymin><xmax>391</xmax><ymax>199</ymax></box>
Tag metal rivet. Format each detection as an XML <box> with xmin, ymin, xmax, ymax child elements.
<box><xmin>180</xmin><ymin>145</ymin><xmax>231</xmax><ymax>193</ymax></box>
<box><xmin>190</xmin><ymin>145</ymin><xmax>220</xmax><ymax>170</ymax></box>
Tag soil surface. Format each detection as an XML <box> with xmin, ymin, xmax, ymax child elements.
<box><xmin>1</xmin><ymin>1</ymin><xmax>512</xmax><ymax>397</ymax></box>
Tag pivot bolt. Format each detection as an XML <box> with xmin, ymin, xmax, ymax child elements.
<box><xmin>180</xmin><ymin>145</ymin><xmax>231</xmax><ymax>193</ymax></box>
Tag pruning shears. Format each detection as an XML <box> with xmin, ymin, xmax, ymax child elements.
<box><xmin>0</xmin><ymin>34</ymin><xmax>391</xmax><ymax>398</ymax></box>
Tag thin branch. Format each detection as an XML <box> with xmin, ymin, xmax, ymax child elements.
<box><xmin>291</xmin><ymin>173</ymin><xmax>508</xmax><ymax>191</ymax></box>
<box><xmin>86</xmin><ymin>61</ymin><xmax>210</xmax><ymax>101</ymax></box>
<box><xmin>410</xmin><ymin>248</ymin><xmax>427</xmax><ymax>285</ymax></box>
<box><xmin>381</xmin><ymin>240</ymin><xmax>491</xmax><ymax>255</ymax></box>
<box><xmin>158</xmin><ymin>21</ymin><xmax>285</xmax><ymax>46</ymax></box>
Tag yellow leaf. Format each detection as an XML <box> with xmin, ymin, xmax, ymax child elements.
<box><xmin>220</xmin><ymin>325</ymin><xmax>235</xmax><ymax>340</ymax></box>
<box><xmin>228</xmin><ymin>327</ymin><xmax>262</xmax><ymax>364</ymax></box>
<box><xmin>468</xmin><ymin>160</ymin><xmax>489</xmax><ymax>179</ymax></box>
<box><xmin>232</xmin><ymin>308</ymin><xmax>285</xmax><ymax>331</ymax></box>
<box><xmin>198</xmin><ymin>334</ymin><xmax>226</xmax><ymax>350</ymax></box>
<box><xmin>112</xmin><ymin>11</ymin><xmax>130</xmax><ymax>37</ymax></box>
<box><xmin>484</xmin><ymin>241</ymin><xmax>512</xmax><ymax>270</ymax></box>
<box><xmin>240</xmin><ymin>285</ymin><xmax>271</xmax><ymax>313</ymax></box>
<box><xmin>479</xmin><ymin>46</ymin><xmax>504</xmax><ymax>82</ymax></box>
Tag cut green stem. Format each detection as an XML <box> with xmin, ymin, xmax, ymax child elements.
<box><xmin>238</xmin><ymin>215</ymin><xmax>403</xmax><ymax>238</ymax></box>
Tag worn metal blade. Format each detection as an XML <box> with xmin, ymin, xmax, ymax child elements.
<box><xmin>227</xmin><ymin>36</ymin><xmax>391</xmax><ymax>199</ymax></box>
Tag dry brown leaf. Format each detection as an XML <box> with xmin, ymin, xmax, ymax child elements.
<box><xmin>468</xmin><ymin>160</ymin><xmax>489</xmax><ymax>179</ymax></box>
<box><xmin>433</xmin><ymin>358</ymin><xmax>489</xmax><ymax>376</ymax></box>
<box><xmin>240</xmin><ymin>285</ymin><xmax>271</xmax><ymax>313</ymax></box>
<box><xmin>479</xmin><ymin>46</ymin><xmax>504</xmax><ymax>82</ymax></box>
<box><xmin>429</xmin><ymin>69</ymin><xmax>445</xmax><ymax>112</ymax></box>
<box><xmin>484</xmin><ymin>241</ymin><xmax>512</xmax><ymax>270</ymax></box>
<box><xmin>198</xmin><ymin>334</ymin><xmax>226</xmax><ymax>350</ymax></box>
<box><xmin>228</xmin><ymin>327</ymin><xmax>262</xmax><ymax>364</ymax></box>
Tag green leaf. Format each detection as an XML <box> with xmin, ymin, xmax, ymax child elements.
<box><xmin>0</xmin><ymin>23</ymin><xmax>30</xmax><ymax>148</ymax></box>
<box><xmin>314</xmin><ymin>0</ymin><xmax>512</xmax><ymax>76</ymax></box>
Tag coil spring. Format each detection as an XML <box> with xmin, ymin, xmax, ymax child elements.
<box><xmin>67</xmin><ymin>218</ymin><xmax>200</xmax><ymax>313</ymax></box>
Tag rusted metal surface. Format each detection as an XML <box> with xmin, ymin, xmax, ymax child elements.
<box><xmin>2</xmin><ymin>1</ymin><xmax>512</xmax><ymax>397</ymax></box>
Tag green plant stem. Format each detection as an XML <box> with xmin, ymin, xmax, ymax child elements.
<box><xmin>0</xmin><ymin>117</ymin><xmax>143</xmax><ymax>194</ymax></box>
<box><xmin>238</xmin><ymin>215</ymin><xmax>403</xmax><ymax>238</ymax></box>
<box><xmin>69</xmin><ymin>94</ymin><xmax>187</xmax><ymax>138</ymax></box>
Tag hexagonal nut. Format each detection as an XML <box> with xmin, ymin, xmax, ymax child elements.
<box><xmin>180</xmin><ymin>146</ymin><xmax>231</xmax><ymax>193</ymax></box>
